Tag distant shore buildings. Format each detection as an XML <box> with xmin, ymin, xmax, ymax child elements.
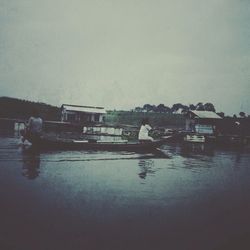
<box><xmin>185</xmin><ymin>110</ymin><xmax>222</xmax><ymax>134</ymax></box>
<box><xmin>61</xmin><ymin>104</ymin><xmax>106</xmax><ymax>123</ymax></box>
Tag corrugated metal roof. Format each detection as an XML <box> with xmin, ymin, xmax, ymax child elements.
<box><xmin>191</xmin><ymin>111</ymin><xmax>222</xmax><ymax>119</ymax></box>
<box><xmin>62</xmin><ymin>104</ymin><xmax>106</xmax><ymax>114</ymax></box>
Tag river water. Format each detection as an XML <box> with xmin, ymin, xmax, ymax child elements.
<box><xmin>0</xmin><ymin>133</ymin><xmax>250</xmax><ymax>250</ymax></box>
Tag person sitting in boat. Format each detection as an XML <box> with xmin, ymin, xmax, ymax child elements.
<box><xmin>138</xmin><ymin>118</ymin><xmax>154</xmax><ymax>142</ymax></box>
<box><xmin>26</xmin><ymin>109</ymin><xmax>43</xmax><ymax>144</ymax></box>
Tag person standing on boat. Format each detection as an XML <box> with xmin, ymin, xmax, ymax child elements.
<box><xmin>26</xmin><ymin>109</ymin><xmax>43</xmax><ymax>144</ymax></box>
<box><xmin>138</xmin><ymin>118</ymin><xmax>154</xmax><ymax>141</ymax></box>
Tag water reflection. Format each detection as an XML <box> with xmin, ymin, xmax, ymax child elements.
<box><xmin>138</xmin><ymin>159</ymin><xmax>155</xmax><ymax>179</ymax></box>
<box><xmin>233</xmin><ymin>152</ymin><xmax>242</xmax><ymax>170</ymax></box>
<box><xmin>180</xmin><ymin>143</ymin><xmax>215</xmax><ymax>157</ymax></box>
<box><xmin>21</xmin><ymin>149</ymin><xmax>40</xmax><ymax>179</ymax></box>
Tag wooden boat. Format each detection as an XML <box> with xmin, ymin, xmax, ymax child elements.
<box><xmin>27</xmin><ymin>136</ymin><xmax>173</xmax><ymax>152</ymax></box>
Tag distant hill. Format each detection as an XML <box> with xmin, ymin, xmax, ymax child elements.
<box><xmin>0</xmin><ymin>97</ymin><xmax>60</xmax><ymax>120</ymax></box>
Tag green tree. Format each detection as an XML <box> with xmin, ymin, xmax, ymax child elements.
<box><xmin>217</xmin><ymin>112</ymin><xmax>225</xmax><ymax>118</ymax></box>
<box><xmin>196</xmin><ymin>102</ymin><xmax>205</xmax><ymax>111</ymax></box>
<box><xmin>189</xmin><ymin>104</ymin><xmax>196</xmax><ymax>110</ymax></box>
<box><xmin>156</xmin><ymin>104</ymin><xmax>170</xmax><ymax>113</ymax></box>
<box><xmin>239</xmin><ymin>112</ymin><xmax>246</xmax><ymax>118</ymax></box>
<box><xmin>143</xmin><ymin>104</ymin><xmax>154</xmax><ymax>112</ymax></box>
<box><xmin>204</xmin><ymin>103</ymin><xmax>216</xmax><ymax>112</ymax></box>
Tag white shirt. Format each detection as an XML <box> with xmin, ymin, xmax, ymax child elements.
<box><xmin>138</xmin><ymin>124</ymin><xmax>152</xmax><ymax>140</ymax></box>
<box><xmin>28</xmin><ymin>117</ymin><xmax>43</xmax><ymax>134</ymax></box>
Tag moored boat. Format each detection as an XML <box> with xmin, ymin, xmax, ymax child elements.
<box><xmin>25</xmin><ymin>136</ymin><xmax>173</xmax><ymax>152</ymax></box>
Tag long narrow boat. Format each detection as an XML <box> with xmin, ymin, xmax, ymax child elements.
<box><xmin>28</xmin><ymin>136</ymin><xmax>173</xmax><ymax>152</ymax></box>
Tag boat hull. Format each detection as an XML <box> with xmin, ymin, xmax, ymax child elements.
<box><xmin>29</xmin><ymin>137</ymin><xmax>170</xmax><ymax>152</ymax></box>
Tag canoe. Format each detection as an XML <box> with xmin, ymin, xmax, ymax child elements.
<box><xmin>28</xmin><ymin>136</ymin><xmax>173</xmax><ymax>152</ymax></box>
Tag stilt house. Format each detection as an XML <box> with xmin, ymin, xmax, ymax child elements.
<box><xmin>185</xmin><ymin>110</ymin><xmax>222</xmax><ymax>134</ymax></box>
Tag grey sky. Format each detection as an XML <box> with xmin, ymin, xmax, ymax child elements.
<box><xmin>0</xmin><ymin>0</ymin><xmax>249</xmax><ymax>115</ymax></box>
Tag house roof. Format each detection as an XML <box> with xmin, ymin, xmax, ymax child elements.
<box><xmin>190</xmin><ymin>111</ymin><xmax>222</xmax><ymax>119</ymax></box>
<box><xmin>61</xmin><ymin>104</ymin><xmax>106</xmax><ymax>114</ymax></box>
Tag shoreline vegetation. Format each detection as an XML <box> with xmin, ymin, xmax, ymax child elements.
<box><xmin>0</xmin><ymin>96</ymin><xmax>185</xmax><ymax>128</ymax></box>
<box><xmin>0</xmin><ymin>96</ymin><xmax>249</xmax><ymax>129</ymax></box>
<box><xmin>1</xmin><ymin>96</ymin><xmax>250</xmax><ymax>144</ymax></box>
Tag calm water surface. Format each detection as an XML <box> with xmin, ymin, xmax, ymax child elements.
<box><xmin>0</xmin><ymin>134</ymin><xmax>250</xmax><ymax>250</ymax></box>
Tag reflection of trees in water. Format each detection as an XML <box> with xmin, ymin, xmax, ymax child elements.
<box><xmin>22</xmin><ymin>150</ymin><xmax>40</xmax><ymax>179</ymax></box>
<box><xmin>138</xmin><ymin>159</ymin><xmax>155</xmax><ymax>179</ymax></box>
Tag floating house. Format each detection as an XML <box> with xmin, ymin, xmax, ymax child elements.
<box><xmin>60</xmin><ymin>104</ymin><xmax>124</xmax><ymax>141</ymax></box>
<box><xmin>185</xmin><ymin>111</ymin><xmax>222</xmax><ymax>134</ymax></box>
<box><xmin>61</xmin><ymin>104</ymin><xmax>106</xmax><ymax>123</ymax></box>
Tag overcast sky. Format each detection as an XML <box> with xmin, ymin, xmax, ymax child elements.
<box><xmin>0</xmin><ymin>0</ymin><xmax>249</xmax><ymax>115</ymax></box>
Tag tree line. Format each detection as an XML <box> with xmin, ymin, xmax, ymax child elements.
<box><xmin>134</xmin><ymin>102</ymin><xmax>216</xmax><ymax>113</ymax></box>
<box><xmin>0</xmin><ymin>96</ymin><xmax>248</xmax><ymax>120</ymax></box>
<box><xmin>133</xmin><ymin>103</ymin><xmax>250</xmax><ymax>118</ymax></box>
